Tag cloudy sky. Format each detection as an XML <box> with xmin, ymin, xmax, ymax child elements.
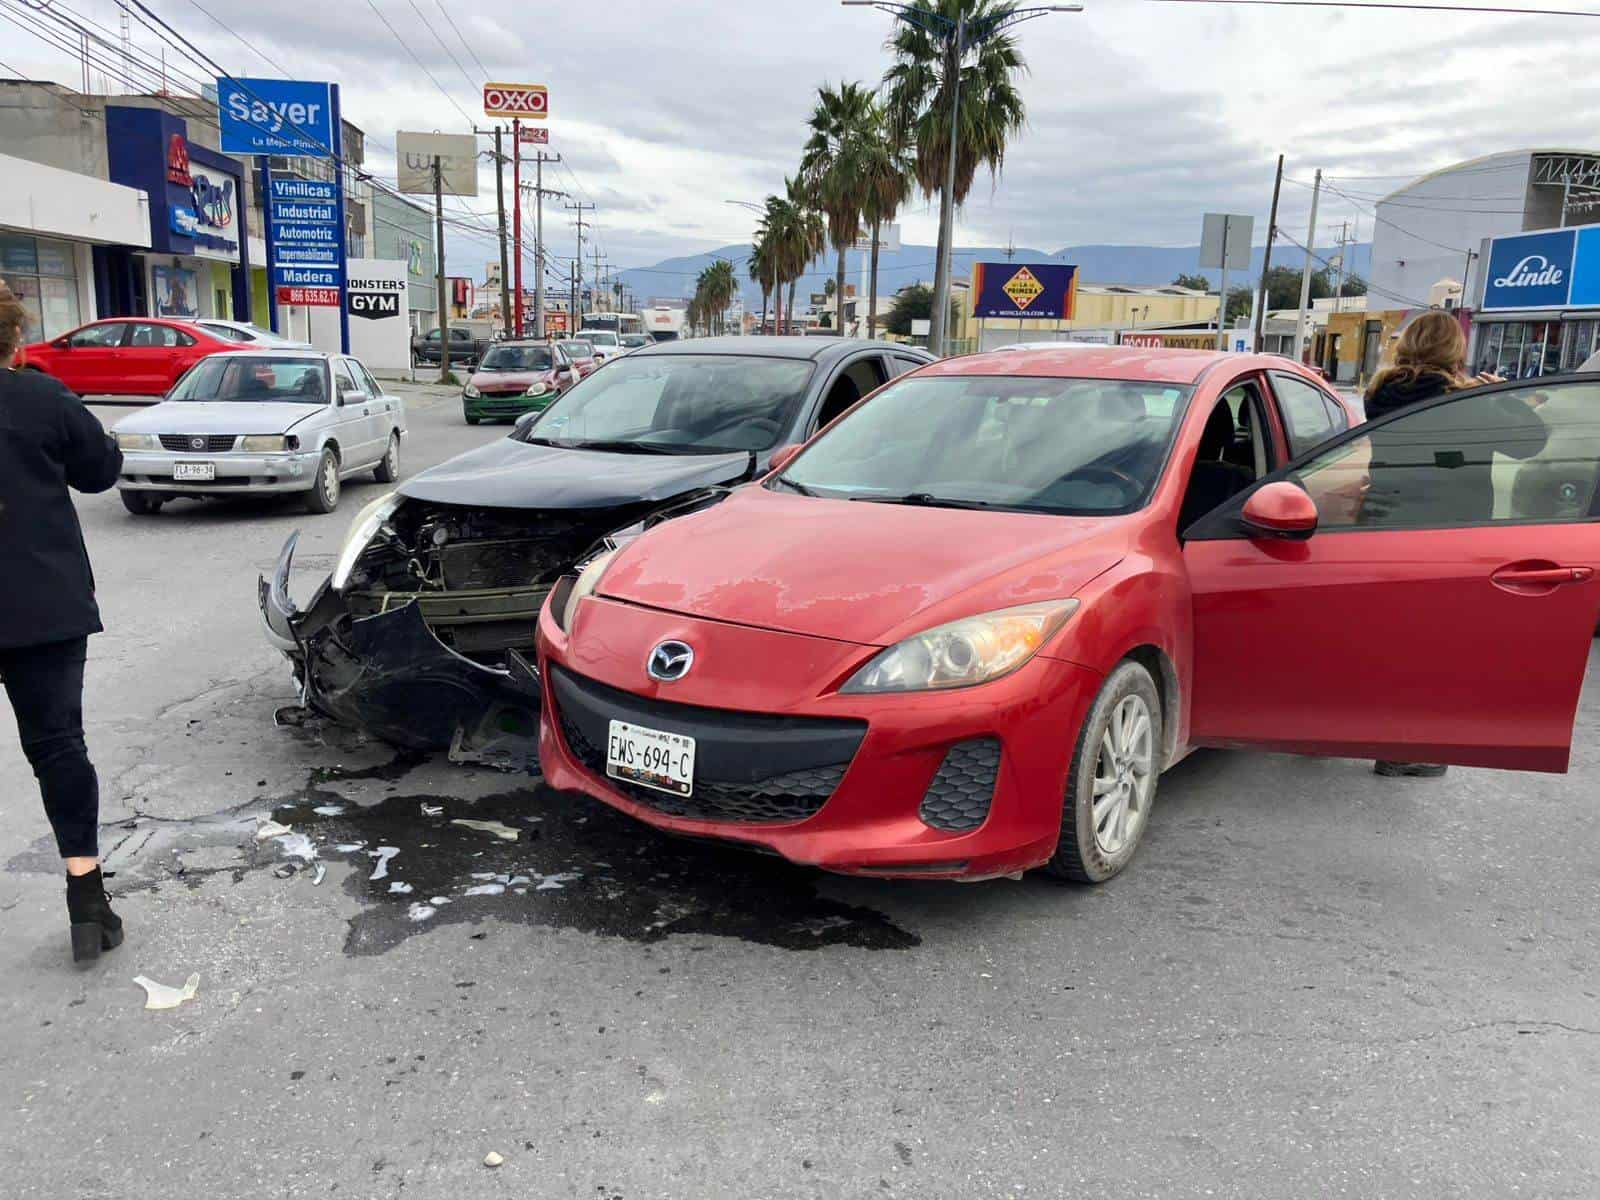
<box><xmin>9</xmin><ymin>0</ymin><xmax>1600</xmax><ymax>280</ymax></box>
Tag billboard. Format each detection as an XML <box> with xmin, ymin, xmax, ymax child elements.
<box><xmin>345</xmin><ymin>260</ymin><xmax>411</xmax><ymax>370</ymax></box>
<box><xmin>1481</xmin><ymin>227</ymin><xmax>1577</xmax><ymax>311</ymax></box>
<box><xmin>216</xmin><ymin>77</ymin><xmax>335</xmax><ymax>156</ymax></box>
<box><xmin>852</xmin><ymin>222</ymin><xmax>901</xmax><ymax>253</ymax></box>
<box><xmin>483</xmin><ymin>82</ymin><xmax>548</xmax><ymax>119</ymax></box>
<box><xmin>396</xmin><ymin>131</ymin><xmax>479</xmax><ymax>197</ymax></box>
<box><xmin>269</xmin><ymin>178</ymin><xmax>342</xmax><ymax>305</ymax></box>
<box><xmin>971</xmin><ymin>262</ymin><xmax>1078</xmax><ymax>320</ymax></box>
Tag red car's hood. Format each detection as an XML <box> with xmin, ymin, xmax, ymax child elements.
<box><xmin>599</xmin><ymin>487</ymin><xmax>1130</xmax><ymax>647</ymax></box>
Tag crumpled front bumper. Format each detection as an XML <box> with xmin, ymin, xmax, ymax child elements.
<box><xmin>258</xmin><ymin>532</ymin><xmax>542</xmax><ymax>755</ymax></box>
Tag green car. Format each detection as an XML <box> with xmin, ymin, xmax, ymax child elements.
<box><xmin>460</xmin><ymin>341</ymin><xmax>577</xmax><ymax>424</ymax></box>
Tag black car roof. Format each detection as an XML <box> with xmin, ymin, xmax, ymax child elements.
<box><xmin>629</xmin><ymin>335</ymin><xmax>931</xmax><ymax>364</ymax></box>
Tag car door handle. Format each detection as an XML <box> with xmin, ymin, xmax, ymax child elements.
<box><xmin>362</xmin><ymin>407</ymin><xmax>371</xmax><ymax>415</ymax></box>
<box><xmin>1491</xmin><ymin>564</ymin><xmax>1594</xmax><ymax>587</ymax></box>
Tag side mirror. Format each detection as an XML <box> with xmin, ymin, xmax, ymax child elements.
<box><xmin>768</xmin><ymin>443</ymin><xmax>803</xmax><ymax>474</ymax></box>
<box><xmin>513</xmin><ymin>410</ymin><xmax>540</xmax><ymax>435</ymax></box>
<box><xmin>1241</xmin><ymin>481</ymin><xmax>1318</xmax><ymax>540</ymax></box>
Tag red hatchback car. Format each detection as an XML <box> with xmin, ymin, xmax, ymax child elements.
<box><xmin>22</xmin><ymin>317</ymin><xmax>242</xmax><ymax>397</ymax></box>
<box><xmin>537</xmin><ymin>348</ymin><xmax>1600</xmax><ymax>882</ymax></box>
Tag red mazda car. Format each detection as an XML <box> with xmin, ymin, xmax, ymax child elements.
<box><xmin>22</xmin><ymin>317</ymin><xmax>244</xmax><ymax>397</ymax></box>
<box><xmin>537</xmin><ymin>347</ymin><xmax>1600</xmax><ymax>882</ymax></box>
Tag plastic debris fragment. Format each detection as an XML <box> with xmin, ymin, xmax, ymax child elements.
<box><xmin>312</xmin><ymin>805</ymin><xmax>344</xmax><ymax>816</ymax></box>
<box><xmin>368</xmin><ymin>846</ymin><xmax>400</xmax><ymax>880</ymax></box>
<box><xmin>333</xmin><ymin>843</ymin><xmax>364</xmax><ymax>854</ymax></box>
<box><xmin>483</xmin><ymin>1152</ymin><xmax>504</xmax><ymax>1169</ymax></box>
<box><xmin>451</xmin><ymin>819</ymin><xmax>519</xmax><ymax>842</ymax></box>
<box><xmin>429</xmin><ymin>896</ymin><xmax>450</xmax><ymax>906</ymax></box>
<box><xmin>275</xmin><ymin>832</ymin><xmax>317</xmax><ymax>861</ymax></box>
<box><xmin>420</xmin><ymin>802</ymin><xmax>443</xmax><ymax>817</ymax></box>
<box><xmin>311</xmin><ymin>863</ymin><xmax>326</xmax><ymax>886</ymax></box>
<box><xmin>464</xmin><ymin>883</ymin><xmax>505</xmax><ymax>897</ymax></box>
<box><xmin>254</xmin><ymin>820</ymin><xmax>292</xmax><ymax>841</ymax></box>
<box><xmin>133</xmin><ymin>973</ymin><xmax>200</xmax><ymax>1011</ymax></box>
<box><xmin>388</xmin><ymin>881</ymin><xmax>414</xmax><ymax>895</ymax></box>
<box><xmin>407</xmin><ymin>903</ymin><xmax>436</xmax><ymax>922</ymax></box>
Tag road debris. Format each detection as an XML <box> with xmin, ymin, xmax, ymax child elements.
<box><xmin>368</xmin><ymin>846</ymin><xmax>400</xmax><ymax>880</ymax></box>
<box><xmin>133</xmin><ymin>973</ymin><xmax>200</xmax><ymax>1011</ymax></box>
<box><xmin>483</xmin><ymin>1151</ymin><xmax>505</xmax><ymax>1169</ymax></box>
<box><xmin>254</xmin><ymin>820</ymin><xmax>292</xmax><ymax>841</ymax></box>
<box><xmin>420</xmin><ymin>802</ymin><xmax>443</xmax><ymax>817</ymax></box>
<box><xmin>451</xmin><ymin>818</ymin><xmax>519</xmax><ymax>842</ymax></box>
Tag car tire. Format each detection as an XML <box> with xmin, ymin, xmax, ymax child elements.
<box><xmin>304</xmin><ymin>448</ymin><xmax>341</xmax><ymax>514</ymax></box>
<box><xmin>1043</xmin><ymin>660</ymin><xmax>1163</xmax><ymax>884</ymax></box>
<box><xmin>373</xmin><ymin>432</ymin><xmax>401</xmax><ymax>482</ymax></box>
<box><xmin>120</xmin><ymin>490</ymin><xmax>160</xmax><ymax>515</ymax></box>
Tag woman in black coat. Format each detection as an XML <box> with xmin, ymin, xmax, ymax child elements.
<box><xmin>0</xmin><ymin>286</ymin><xmax>126</xmax><ymax>961</ymax></box>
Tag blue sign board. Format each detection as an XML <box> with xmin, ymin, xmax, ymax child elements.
<box><xmin>270</xmin><ymin>179</ymin><xmax>337</xmax><ymax>205</ymax></box>
<box><xmin>971</xmin><ymin>262</ymin><xmax>1079</xmax><ymax>320</ymax></box>
<box><xmin>217</xmin><ymin>77</ymin><xmax>335</xmax><ymax>157</ymax></box>
<box><xmin>1481</xmin><ymin>228</ymin><xmax>1575</xmax><ymax>311</ymax></box>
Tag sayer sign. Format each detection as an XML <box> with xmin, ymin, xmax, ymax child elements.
<box><xmin>484</xmin><ymin>82</ymin><xmax>548</xmax><ymax>118</ymax></box>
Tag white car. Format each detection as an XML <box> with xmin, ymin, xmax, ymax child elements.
<box><xmin>192</xmin><ymin>319</ymin><xmax>314</xmax><ymax>349</ymax></box>
<box><xmin>112</xmin><ymin>351</ymin><xmax>406</xmax><ymax>515</ymax></box>
<box><xmin>577</xmin><ymin>329</ymin><xmax>626</xmax><ymax>364</ymax></box>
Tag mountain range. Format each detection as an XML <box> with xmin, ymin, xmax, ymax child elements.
<box><xmin>617</xmin><ymin>241</ymin><xmax>1374</xmax><ymax>310</ymax></box>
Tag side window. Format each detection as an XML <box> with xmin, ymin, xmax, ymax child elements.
<box><xmin>69</xmin><ymin>323</ymin><xmax>128</xmax><ymax>348</ymax></box>
<box><xmin>128</xmin><ymin>323</ymin><xmax>183</xmax><ymax>348</ymax></box>
<box><xmin>173</xmin><ymin>329</ymin><xmax>195</xmax><ymax>347</ymax></box>
<box><xmin>815</xmin><ymin>355</ymin><xmax>888</xmax><ymax>430</ymax></box>
<box><xmin>1291</xmin><ymin>381</ymin><xmax>1598</xmax><ymax>530</ymax></box>
<box><xmin>884</xmin><ymin>354</ymin><xmax>920</xmax><ymax>380</ymax></box>
<box><xmin>357</xmin><ymin>363</ymin><xmax>383</xmax><ymax>396</ymax></box>
<box><xmin>1270</xmin><ymin>371</ymin><xmax>1340</xmax><ymax>458</ymax></box>
<box><xmin>334</xmin><ymin>360</ymin><xmax>364</xmax><ymax>400</ymax></box>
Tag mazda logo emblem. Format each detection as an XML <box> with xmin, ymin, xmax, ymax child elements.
<box><xmin>647</xmin><ymin>641</ymin><xmax>694</xmax><ymax>682</ymax></box>
<box><xmin>189</xmin><ymin>436</ymin><xmax>206</xmax><ymax>450</ymax></box>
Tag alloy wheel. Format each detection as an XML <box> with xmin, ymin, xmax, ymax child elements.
<box><xmin>1091</xmin><ymin>694</ymin><xmax>1154</xmax><ymax>856</ymax></box>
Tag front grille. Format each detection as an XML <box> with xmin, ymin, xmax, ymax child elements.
<box><xmin>550</xmin><ymin>665</ymin><xmax>864</xmax><ymax>825</ymax></box>
<box><xmin>919</xmin><ymin>738</ymin><xmax>1001</xmax><ymax>832</ymax></box>
<box><xmin>159</xmin><ymin>434</ymin><xmax>237</xmax><ymax>453</ymax></box>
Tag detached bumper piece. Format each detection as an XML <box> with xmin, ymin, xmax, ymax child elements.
<box><xmin>918</xmin><ymin>738</ymin><xmax>1002</xmax><ymax>832</ymax></box>
<box><xmin>258</xmin><ymin>532</ymin><xmax>540</xmax><ymax>754</ymax></box>
<box><xmin>549</xmin><ymin>665</ymin><xmax>866</xmax><ymax>824</ymax></box>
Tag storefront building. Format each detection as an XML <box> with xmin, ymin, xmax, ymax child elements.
<box><xmin>0</xmin><ymin>151</ymin><xmax>150</xmax><ymax>340</ymax></box>
<box><xmin>1471</xmin><ymin>220</ymin><xmax>1600</xmax><ymax>378</ymax></box>
<box><xmin>371</xmin><ymin>189</ymin><xmax>436</xmax><ymax>335</ymax></box>
<box><xmin>102</xmin><ymin>105</ymin><xmax>252</xmax><ymax>325</ymax></box>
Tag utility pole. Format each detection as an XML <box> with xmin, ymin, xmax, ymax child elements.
<box><xmin>569</xmin><ymin>260</ymin><xmax>578</xmax><ymax>332</ymax></box>
<box><xmin>524</xmin><ymin>153</ymin><xmax>563</xmax><ymax>338</ymax></box>
<box><xmin>1292</xmin><ymin>168</ymin><xmax>1322</xmax><ymax>364</ymax></box>
<box><xmin>566</xmin><ymin>201</ymin><xmax>594</xmax><ymax>327</ymax></box>
<box><xmin>433</xmin><ymin>157</ymin><xmax>451</xmax><ymax>385</ymax></box>
<box><xmin>1332</xmin><ymin>219</ymin><xmax>1351</xmax><ymax>315</ymax></box>
<box><xmin>478</xmin><ymin>126</ymin><xmax>512</xmax><ymax>339</ymax></box>
<box><xmin>1252</xmin><ymin>154</ymin><xmax>1284</xmax><ymax>354</ymax></box>
<box><xmin>512</xmin><ymin>119</ymin><xmax>523</xmax><ymax>336</ymax></box>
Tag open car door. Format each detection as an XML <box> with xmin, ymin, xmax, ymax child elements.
<box><xmin>1182</xmin><ymin>376</ymin><xmax>1600</xmax><ymax>772</ymax></box>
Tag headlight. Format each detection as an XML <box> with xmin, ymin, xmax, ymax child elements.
<box><xmin>560</xmin><ymin>549</ymin><xmax>618</xmax><ymax>632</ymax></box>
<box><xmin>240</xmin><ymin>435</ymin><xmax>289</xmax><ymax>452</ymax></box>
<box><xmin>463</xmin><ymin>384</ymin><xmax>481</xmax><ymax>398</ymax></box>
<box><xmin>331</xmin><ymin>491</ymin><xmax>401</xmax><ymax>591</ymax></box>
<box><xmin>525</xmin><ymin>380</ymin><xmax>551</xmax><ymax>397</ymax></box>
<box><xmin>115</xmin><ymin>432</ymin><xmax>158</xmax><ymax>450</ymax></box>
<box><xmin>841</xmin><ymin>600</ymin><xmax>1080</xmax><ymax>694</ymax></box>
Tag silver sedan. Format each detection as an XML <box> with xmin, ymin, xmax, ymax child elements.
<box><xmin>112</xmin><ymin>351</ymin><xmax>406</xmax><ymax>515</ymax></box>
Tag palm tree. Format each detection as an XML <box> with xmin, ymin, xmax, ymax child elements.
<box><xmin>780</xmin><ymin>176</ymin><xmax>826</xmax><ymax>335</ymax></box>
<box><xmin>700</xmin><ymin>259</ymin><xmax>738</xmax><ymax>335</ymax></box>
<box><xmin>801</xmin><ymin>81</ymin><xmax>875</xmax><ymax>337</ymax></box>
<box><xmin>748</xmin><ymin>239</ymin><xmax>773</xmax><ymax>334</ymax></box>
<box><xmin>857</xmin><ymin>103</ymin><xmax>914</xmax><ymax>340</ymax></box>
<box><xmin>883</xmin><ymin>0</ymin><xmax>1029</xmax><ymax>347</ymax></box>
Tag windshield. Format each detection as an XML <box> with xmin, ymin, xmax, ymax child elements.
<box><xmin>169</xmin><ymin>356</ymin><xmax>329</xmax><ymax>404</ymax></box>
<box><xmin>517</xmin><ymin>353</ymin><xmax>814</xmax><ymax>454</ymax></box>
<box><xmin>559</xmin><ymin>340</ymin><xmax>595</xmax><ymax>358</ymax></box>
<box><xmin>621</xmin><ymin>334</ymin><xmax>651</xmax><ymax>348</ymax></box>
<box><xmin>479</xmin><ymin>345</ymin><xmax>553</xmax><ymax>371</ymax></box>
<box><xmin>779</xmin><ymin>375</ymin><xmax>1192</xmax><ymax>515</ymax></box>
<box><xmin>583</xmin><ymin>331</ymin><xmax>621</xmax><ymax>347</ymax></box>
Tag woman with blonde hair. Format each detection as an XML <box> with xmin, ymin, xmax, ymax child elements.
<box><xmin>0</xmin><ymin>285</ymin><xmax>126</xmax><ymax>960</ymax></box>
<box><xmin>1364</xmin><ymin>308</ymin><xmax>1495</xmax><ymax>420</ymax></box>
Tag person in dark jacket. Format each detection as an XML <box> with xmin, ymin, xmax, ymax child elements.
<box><xmin>0</xmin><ymin>285</ymin><xmax>126</xmax><ymax>961</ymax></box>
<box><xmin>1360</xmin><ymin>310</ymin><xmax>1549</xmax><ymax>778</ymax></box>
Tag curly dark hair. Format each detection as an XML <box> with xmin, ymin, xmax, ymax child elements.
<box><xmin>0</xmin><ymin>283</ymin><xmax>29</xmax><ymax>362</ymax></box>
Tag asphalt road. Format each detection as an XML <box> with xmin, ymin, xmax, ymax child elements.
<box><xmin>2</xmin><ymin>382</ymin><xmax>1597</xmax><ymax>1198</ymax></box>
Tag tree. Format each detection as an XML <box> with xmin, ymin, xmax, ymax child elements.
<box><xmin>1224</xmin><ymin>285</ymin><xmax>1253</xmax><ymax>326</ymax></box>
<box><xmin>883</xmin><ymin>0</ymin><xmax>1028</xmax><ymax>349</ymax></box>
<box><xmin>748</xmin><ymin>239</ymin><xmax>774</xmax><ymax>333</ymax></box>
<box><xmin>1172</xmin><ymin>273</ymin><xmax>1211</xmax><ymax>292</ymax></box>
<box><xmin>885</xmin><ymin>283</ymin><xmax>959</xmax><ymax>339</ymax></box>
<box><xmin>1340</xmin><ymin>274</ymin><xmax>1368</xmax><ymax>298</ymax></box>
<box><xmin>754</xmin><ymin>180</ymin><xmax>825</xmax><ymax>335</ymax></box>
<box><xmin>802</xmin><ymin>81</ymin><xmax>876</xmax><ymax>337</ymax></box>
<box><xmin>857</xmin><ymin>102</ymin><xmax>913</xmax><ymax>340</ymax></box>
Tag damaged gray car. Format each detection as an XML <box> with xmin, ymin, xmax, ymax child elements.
<box><xmin>259</xmin><ymin>337</ymin><xmax>934</xmax><ymax>756</ymax></box>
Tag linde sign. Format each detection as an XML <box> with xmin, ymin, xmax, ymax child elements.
<box><xmin>1481</xmin><ymin>228</ymin><xmax>1576</xmax><ymax>311</ymax></box>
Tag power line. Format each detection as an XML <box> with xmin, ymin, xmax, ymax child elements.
<box><xmin>403</xmin><ymin>0</ymin><xmax>479</xmax><ymax>97</ymax></box>
<box><xmin>361</xmin><ymin>0</ymin><xmax>475</xmax><ymax>128</ymax></box>
<box><xmin>434</xmin><ymin>0</ymin><xmax>490</xmax><ymax>81</ymax></box>
<box><xmin>181</xmin><ymin>0</ymin><xmax>289</xmax><ymax>75</ymax></box>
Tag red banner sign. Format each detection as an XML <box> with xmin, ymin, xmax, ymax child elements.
<box><xmin>518</xmin><ymin>126</ymin><xmax>549</xmax><ymax>145</ymax></box>
<box><xmin>1120</xmin><ymin>332</ymin><xmax>1163</xmax><ymax>348</ymax></box>
<box><xmin>277</xmin><ymin>285</ymin><xmax>341</xmax><ymax>307</ymax></box>
<box><xmin>483</xmin><ymin>82</ymin><xmax>548</xmax><ymax>118</ymax></box>
<box><xmin>166</xmin><ymin>134</ymin><xmax>192</xmax><ymax>187</ymax></box>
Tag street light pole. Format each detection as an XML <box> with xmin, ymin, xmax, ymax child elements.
<box><xmin>842</xmin><ymin>2</ymin><xmax>1082</xmax><ymax>358</ymax></box>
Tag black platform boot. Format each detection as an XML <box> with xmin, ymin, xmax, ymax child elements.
<box><xmin>66</xmin><ymin>868</ymin><xmax>124</xmax><ymax>963</ymax></box>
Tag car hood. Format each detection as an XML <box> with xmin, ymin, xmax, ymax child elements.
<box><xmin>598</xmin><ymin>487</ymin><xmax>1131</xmax><ymax>647</ymax></box>
<box><xmin>113</xmin><ymin>400</ymin><xmax>327</xmax><ymax>435</ymax></box>
<box><xmin>397</xmin><ymin>436</ymin><xmax>755</xmax><ymax>509</ymax></box>
<box><xmin>469</xmin><ymin>369</ymin><xmax>553</xmax><ymax>389</ymax></box>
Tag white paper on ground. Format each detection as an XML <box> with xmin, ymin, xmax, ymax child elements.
<box><xmin>133</xmin><ymin>973</ymin><xmax>200</xmax><ymax>1011</ymax></box>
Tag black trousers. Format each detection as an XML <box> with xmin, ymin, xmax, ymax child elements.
<box><xmin>0</xmin><ymin>637</ymin><xmax>99</xmax><ymax>858</ymax></box>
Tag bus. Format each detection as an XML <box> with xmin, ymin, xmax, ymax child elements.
<box><xmin>580</xmin><ymin>312</ymin><xmax>644</xmax><ymax>338</ymax></box>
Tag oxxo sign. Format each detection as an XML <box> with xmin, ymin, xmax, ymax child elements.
<box><xmin>1480</xmin><ymin>222</ymin><xmax>1600</xmax><ymax>311</ymax></box>
<box><xmin>483</xmin><ymin>82</ymin><xmax>548</xmax><ymax>119</ymax></box>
